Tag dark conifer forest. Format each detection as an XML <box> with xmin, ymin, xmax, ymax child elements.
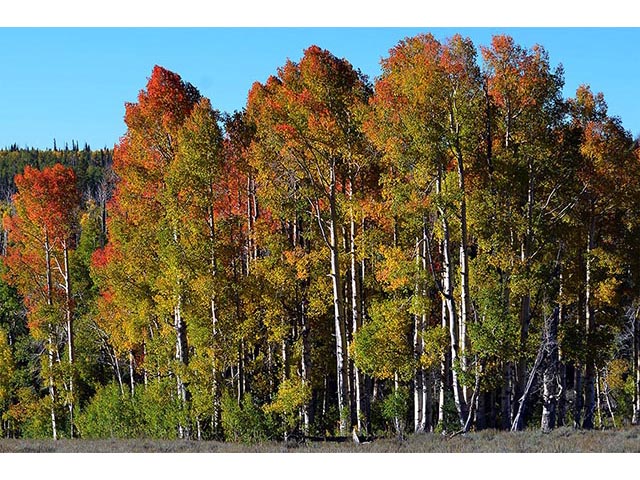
<box><xmin>1</xmin><ymin>33</ymin><xmax>639</xmax><ymax>442</ymax></box>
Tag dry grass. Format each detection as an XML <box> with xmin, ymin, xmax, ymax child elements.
<box><xmin>0</xmin><ymin>426</ymin><xmax>638</xmax><ymax>453</ymax></box>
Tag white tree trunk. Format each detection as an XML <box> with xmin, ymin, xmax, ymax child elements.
<box><xmin>330</xmin><ymin>216</ymin><xmax>348</xmax><ymax>434</ymax></box>
<box><xmin>438</xmin><ymin>298</ymin><xmax>447</xmax><ymax>427</ymax></box>
<box><xmin>45</xmin><ymin>232</ymin><xmax>57</xmax><ymax>441</ymax></box>
<box><xmin>583</xmin><ymin>209</ymin><xmax>596</xmax><ymax>429</ymax></box>
<box><xmin>349</xmin><ymin>200</ymin><xmax>363</xmax><ymax>432</ymax></box>
<box><xmin>441</xmin><ymin>214</ymin><xmax>468</xmax><ymax>427</ymax></box>
<box><xmin>327</xmin><ymin>167</ymin><xmax>349</xmax><ymax>435</ymax></box>
<box><xmin>63</xmin><ymin>242</ymin><xmax>74</xmax><ymax>438</ymax></box>
<box><xmin>129</xmin><ymin>349</ymin><xmax>135</xmax><ymax>397</ymax></box>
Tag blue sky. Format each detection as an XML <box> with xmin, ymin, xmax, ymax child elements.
<box><xmin>1</xmin><ymin>27</ymin><xmax>639</xmax><ymax>149</ymax></box>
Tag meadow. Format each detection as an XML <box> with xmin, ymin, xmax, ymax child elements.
<box><xmin>0</xmin><ymin>427</ymin><xmax>638</xmax><ymax>453</ymax></box>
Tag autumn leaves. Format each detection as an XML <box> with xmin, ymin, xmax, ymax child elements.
<box><xmin>2</xmin><ymin>33</ymin><xmax>640</xmax><ymax>440</ymax></box>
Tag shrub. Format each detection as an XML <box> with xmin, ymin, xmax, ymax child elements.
<box><xmin>381</xmin><ymin>386</ymin><xmax>409</xmax><ymax>438</ymax></box>
<box><xmin>221</xmin><ymin>391</ymin><xmax>275</xmax><ymax>443</ymax></box>
<box><xmin>76</xmin><ymin>382</ymin><xmax>139</xmax><ymax>438</ymax></box>
<box><xmin>77</xmin><ymin>379</ymin><xmax>183</xmax><ymax>439</ymax></box>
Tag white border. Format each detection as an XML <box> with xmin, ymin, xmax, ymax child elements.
<box><xmin>2</xmin><ymin>1</ymin><xmax>639</xmax><ymax>27</ymax></box>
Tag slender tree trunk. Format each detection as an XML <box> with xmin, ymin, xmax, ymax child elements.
<box><xmin>171</xmin><ymin>225</ymin><xmax>190</xmax><ymax>439</ymax></box>
<box><xmin>128</xmin><ymin>349</ymin><xmax>135</xmax><ymax>397</ymax></box>
<box><xmin>360</xmin><ymin>231</ymin><xmax>372</xmax><ymax>433</ymax></box>
<box><xmin>603</xmin><ymin>373</ymin><xmax>617</xmax><ymax>429</ymax></box>
<box><xmin>143</xmin><ymin>339</ymin><xmax>149</xmax><ymax>387</ymax></box>
<box><xmin>595</xmin><ymin>369</ymin><xmax>603</xmax><ymax>429</ymax></box>
<box><xmin>457</xmin><ymin>167</ymin><xmax>470</xmax><ymax>406</ymax></box>
<box><xmin>541</xmin><ymin>307</ymin><xmax>560</xmax><ymax>432</ymax></box>
<box><xmin>463</xmin><ymin>358</ymin><xmax>483</xmax><ymax>433</ymax></box>
<box><xmin>349</xmin><ymin>198</ymin><xmax>363</xmax><ymax>432</ymax></box>
<box><xmin>113</xmin><ymin>350</ymin><xmax>124</xmax><ymax>396</ymax></box>
<box><xmin>329</xmin><ymin>177</ymin><xmax>349</xmax><ymax>435</ymax></box>
<box><xmin>557</xmin><ymin>269</ymin><xmax>567</xmax><ymax>427</ymax></box>
<box><xmin>436</xmin><ymin>165</ymin><xmax>468</xmax><ymax>427</ymax></box>
<box><xmin>45</xmin><ymin>232</ymin><xmax>57</xmax><ymax>441</ymax></box>
<box><xmin>282</xmin><ymin>337</ymin><xmax>288</xmax><ymax>382</ymax></box>
<box><xmin>449</xmin><ymin>91</ymin><xmax>471</xmax><ymax>406</ymax></box>
<box><xmin>238</xmin><ymin>341</ymin><xmax>245</xmax><ymax>403</ymax></box>
<box><xmin>393</xmin><ymin>372</ymin><xmax>402</xmax><ymax>440</ymax></box>
<box><xmin>63</xmin><ymin>242</ymin><xmax>74</xmax><ymax>438</ymax></box>
<box><xmin>438</xmin><ymin>281</ymin><xmax>449</xmax><ymax>427</ymax></box>
<box><xmin>47</xmin><ymin>329</ymin><xmax>57</xmax><ymax>441</ymax></box>
<box><xmin>295</xmin><ymin>215</ymin><xmax>312</xmax><ymax>435</ymax></box>
<box><xmin>413</xmin><ymin>315</ymin><xmax>424</xmax><ymax>433</ymax></box>
<box><xmin>511</xmin><ymin>314</ymin><xmax>548</xmax><ymax>431</ymax></box>
<box><xmin>441</xmin><ymin>215</ymin><xmax>468</xmax><ymax>427</ymax></box>
<box><xmin>413</xmin><ymin>236</ymin><xmax>424</xmax><ymax>433</ymax></box>
<box><xmin>583</xmin><ymin>208</ymin><xmax>596</xmax><ymax>430</ymax></box>
<box><xmin>210</xmin><ymin>292</ymin><xmax>221</xmax><ymax>437</ymax></box>
<box><xmin>206</xmin><ymin>205</ymin><xmax>221</xmax><ymax>437</ymax></box>
<box><xmin>516</xmin><ymin>159</ymin><xmax>534</xmax><ymax>429</ymax></box>
<box><xmin>300</xmin><ymin>296</ymin><xmax>311</xmax><ymax>434</ymax></box>
<box><xmin>175</xmin><ymin>298</ymin><xmax>191</xmax><ymax>439</ymax></box>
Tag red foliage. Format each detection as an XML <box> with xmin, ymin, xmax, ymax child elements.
<box><xmin>12</xmin><ymin>164</ymin><xmax>79</xmax><ymax>244</ymax></box>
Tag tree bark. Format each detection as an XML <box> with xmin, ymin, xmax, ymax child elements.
<box><xmin>513</xmin><ymin>309</ymin><xmax>556</xmax><ymax>431</ymax></box>
<box><xmin>511</xmin><ymin>337</ymin><xmax>544</xmax><ymax>431</ymax></box>
<box><xmin>349</xmin><ymin>198</ymin><xmax>363</xmax><ymax>432</ymax></box>
<box><xmin>128</xmin><ymin>349</ymin><xmax>135</xmax><ymax>397</ymax></box>
<box><xmin>207</xmin><ymin>205</ymin><xmax>221</xmax><ymax>437</ymax></box>
<box><xmin>44</xmin><ymin>231</ymin><xmax>57</xmax><ymax>441</ymax></box>
<box><xmin>516</xmin><ymin>159</ymin><xmax>535</xmax><ymax>429</ymax></box>
<box><xmin>413</xmin><ymin>236</ymin><xmax>424</xmax><ymax>433</ymax></box>
<box><xmin>300</xmin><ymin>295</ymin><xmax>311</xmax><ymax>434</ymax></box>
<box><xmin>441</xmin><ymin>213</ymin><xmax>467</xmax><ymax>427</ymax></box>
<box><xmin>456</xmin><ymin>155</ymin><xmax>471</xmax><ymax>406</ymax></box>
<box><xmin>438</xmin><ymin>298</ymin><xmax>448</xmax><ymax>427</ymax></box>
<box><xmin>63</xmin><ymin>242</ymin><xmax>74</xmax><ymax>438</ymax></box>
<box><xmin>329</xmin><ymin>169</ymin><xmax>349</xmax><ymax>435</ymax></box>
<box><xmin>436</xmin><ymin>165</ymin><xmax>468</xmax><ymax>428</ymax></box>
<box><xmin>557</xmin><ymin>269</ymin><xmax>567</xmax><ymax>427</ymax></box>
<box><xmin>583</xmin><ymin>208</ymin><xmax>596</xmax><ymax>430</ymax></box>
<box><xmin>541</xmin><ymin>307</ymin><xmax>560</xmax><ymax>432</ymax></box>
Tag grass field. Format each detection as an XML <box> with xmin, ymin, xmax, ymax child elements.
<box><xmin>0</xmin><ymin>426</ymin><xmax>638</xmax><ymax>453</ymax></box>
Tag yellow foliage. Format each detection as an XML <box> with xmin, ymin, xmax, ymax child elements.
<box><xmin>0</xmin><ymin>327</ymin><xmax>15</xmax><ymax>404</ymax></box>
<box><xmin>264</xmin><ymin>376</ymin><xmax>311</xmax><ymax>416</ymax></box>
<box><xmin>376</xmin><ymin>245</ymin><xmax>413</xmax><ymax>292</ymax></box>
<box><xmin>605</xmin><ymin>359</ymin><xmax>629</xmax><ymax>392</ymax></box>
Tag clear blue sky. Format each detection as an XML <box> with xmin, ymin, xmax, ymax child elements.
<box><xmin>1</xmin><ymin>28</ymin><xmax>639</xmax><ymax>150</ymax></box>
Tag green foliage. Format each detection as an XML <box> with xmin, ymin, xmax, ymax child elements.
<box><xmin>420</xmin><ymin>326</ymin><xmax>449</xmax><ymax>369</ymax></box>
<box><xmin>3</xmin><ymin>387</ymin><xmax>55</xmax><ymax>439</ymax></box>
<box><xmin>76</xmin><ymin>383</ymin><xmax>139</xmax><ymax>438</ymax></box>
<box><xmin>352</xmin><ymin>298</ymin><xmax>414</xmax><ymax>381</ymax></box>
<box><xmin>77</xmin><ymin>380</ymin><xmax>183</xmax><ymax>439</ymax></box>
<box><xmin>264</xmin><ymin>376</ymin><xmax>310</xmax><ymax>431</ymax></box>
<box><xmin>381</xmin><ymin>386</ymin><xmax>409</xmax><ymax>436</ymax></box>
<box><xmin>221</xmin><ymin>391</ymin><xmax>275</xmax><ymax>443</ymax></box>
<box><xmin>136</xmin><ymin>380</ymin><xmax>183</xmax><ymax>439</ymax></box>
<box><xmin>434</xmin><ymin>392</ymin><xmax>461</xmax><ymax>434</ymax></box>
<box><xmin>2</xmin><ymin>38</ymin><xmax>640</xmax><ymax>443</ymax></box>
<box><xmin>381</xmin><ymin>387</ymin><xmax>408</xmax><ymax>422</ymax></box>
<box><xmin>0</xmin><ymin>326</ymin><xmax>15</xmax><ymax>407</ymax></box>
